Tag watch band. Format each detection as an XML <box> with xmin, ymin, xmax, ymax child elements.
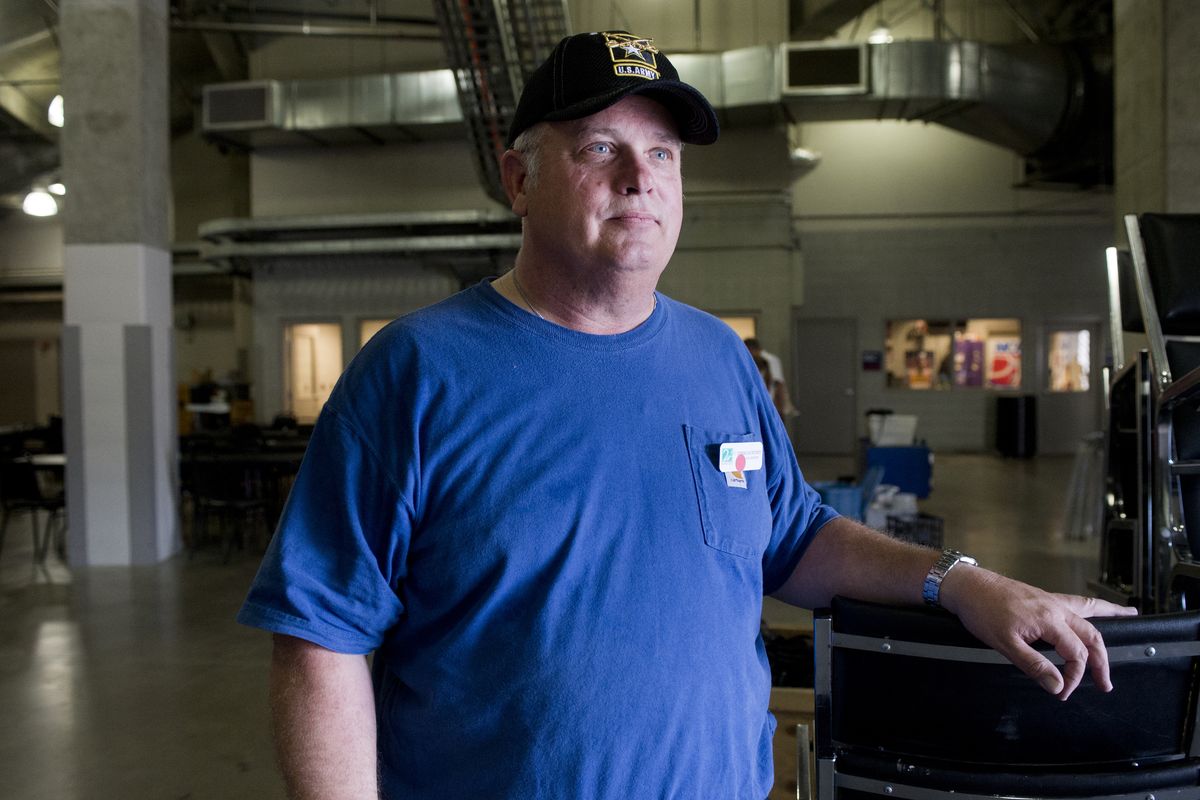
<box><xmin>922</xmin><ymin>549</ymin><xmax>978</xmax><ymax>607</ymax></box>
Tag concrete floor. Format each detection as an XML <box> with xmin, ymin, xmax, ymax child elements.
<box><xmin>0</xmin><ymin>453</ymin><xmax>1100</xmax><ymax>799</ymax></box>
<box><xmin>798</xmin><ymin>451</ymin><xmax>1096</xmax><ymax>593</ymax></box>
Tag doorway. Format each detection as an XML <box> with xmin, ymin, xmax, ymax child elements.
<box><xmin>282</xmin><ymin>322</ymin><xmax>343</xmax><ymax>424</ymax></box>
<box><xmin>791</xmin><ymin>317</ymin><xmax>858</xmax><ymax>455</ymax></box>
<box><xmin>1038</xmin><ymin>320</ymin><xmax>1103</xmax><ymax>455</ymax></box>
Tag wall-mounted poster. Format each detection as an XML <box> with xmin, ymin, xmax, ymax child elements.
<box><xmin>886</xmin><ymin>319</ymin><xmax>1020</xmax><ymax>390</ymax></box>
<box><xmin>953</xmin><ymin>336</ymin><xmax>984</xmax><ymax>387</ymax></box>
<box><xmin>987</xmin><ymin>337</ymin><xmax>1022</xmax><ymax>388</ymax></box>
<box><xmin>905</xmin><ymin>349</ymin><xmax>935</xmax><ymax>388</ymax></box>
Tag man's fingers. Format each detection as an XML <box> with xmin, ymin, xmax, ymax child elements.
<box><xmin>1066</xmin><ymin>613</ymin><xmax>1114</xmax><ymax>693</ymax></box>
<box><xmin>1002</xmin><ymin>638</ymin><xmax>1064</xmax><ymax>695</ymax></box>
<box><xmin>1000</xmin><ymin>616</ymin><xmax>1109</xmax><ymax>700</ymax></box>
<box><xmin>1052</xmin><ymin>637</ymin><xmax>1088</xmax><ymax>700</ymax></box>
<box><xmin>945</xmin><ymin>568</ymin><xmax>1132</xmax><ymax>700</ymax></box>
<box><xmin>1053</xmin><ymin>593</ymin><xmax>1139</xmax><ymax>619</ymax></box>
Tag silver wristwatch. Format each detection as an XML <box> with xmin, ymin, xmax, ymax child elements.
<box><xmin>922</xmin><ymin>549</ymin><xmax>978</xmax><ymax>607</ymax></box>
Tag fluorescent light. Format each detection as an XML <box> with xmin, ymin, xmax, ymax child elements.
<box><xmin>868</xmin><ymin>25</ymin><xmax>893</xmax><ymax>44</ymax></box>
<box><xmin>48</xmin><ymin>94</ymin><xmax>64</xmax><ymax>128</ymax></box>
<box><xmin>22</xmin><ymin>190</ymin><xmax>58</xmax><ymax>217</ymax></box>
<box><xmin>48</xmin><ymin>182</ymin><xmax>66</xmax><ymax>196</ymax></box>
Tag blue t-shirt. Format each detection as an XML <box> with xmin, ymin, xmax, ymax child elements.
<box><xmin>238</xmin><ymin>281</ymin><xmax>838</xmax><ymax>798</ymax></box>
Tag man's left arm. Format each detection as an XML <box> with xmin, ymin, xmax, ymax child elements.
<box><xmin>772</xmin><ymin>516</ymin><xmax>1137</xmax><ymax>700</ymax></box>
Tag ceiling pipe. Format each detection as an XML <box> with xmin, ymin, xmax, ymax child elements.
<box><xmin>178</xmin><ymin>2</ymin><xmax>436</xmax><ymax>28</ymax></box>
<box><xmin>171</xmin><ymin>20</ymin><xmax>442</xmax><ymax>40</ymax></box>
<box><xmin>1000</xmin><ymin>0</ymin><xmax>1043</xmax><ymax>44</ymax></box>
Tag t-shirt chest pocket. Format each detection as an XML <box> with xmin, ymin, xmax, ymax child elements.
<box><xmin>683</xmin><ymin>424</ymin><xmax>773</xmax><ymax>559</ymax></box>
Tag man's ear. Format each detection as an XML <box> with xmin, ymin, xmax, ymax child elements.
<box><xmin>499</xmin><ymin>149</ymin><xmax>530</xmax><ymax>216</ymax></box>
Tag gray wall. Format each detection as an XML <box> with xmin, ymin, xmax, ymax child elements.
<box><xmin>794</xmin><ymin>219</ymin><xmax>1111</xmax><ymax>452</ymax></box>
<box><xmin>251</xmin><ymin>259</ymin><xmax>460</xmax><ymax>423</ymax></box>
<box><xmin>0</xmin><ymin>0</ymin><xmax>1121</xmax><ymax>452</ymax></box>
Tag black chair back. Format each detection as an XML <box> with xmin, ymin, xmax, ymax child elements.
<box><xmin>816</xmin><ymin>597</ymin><xmax>1200</xmax><ymax>800</ymax></box>
<box><xmin>1123</xmin><ymin>213</ymin><xmax>1200</xmax><ymax>610</ymax></box>
<box><xmin>1115</xmin><ymin>248</ymin><xmax>1144</xmax><ymax>333</ymax></box>
<box><xmin>1137</xmin><ymin>213</ymin><xmax>1200</xmax><ymax>337</ymax></box>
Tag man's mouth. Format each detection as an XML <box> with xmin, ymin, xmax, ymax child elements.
<box><xmin>610</xmin><ymin>211</ymin><xmax>658</xmax><ymax>224</ymax></box>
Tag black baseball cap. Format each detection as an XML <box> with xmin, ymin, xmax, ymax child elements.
<box><xmin>506</xmin><ymin>31</ymin><xmax>719</xmax><ymax>147</ymax></box>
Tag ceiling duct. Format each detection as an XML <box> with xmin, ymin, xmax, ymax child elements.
<box><xmin>202</xmin><ymin>71</ymin><xmax>464</xmax><ymax>148</ymax></box>
<box><xmin>201</xmin><ymin>38</ymin><xmax>1105</xmax><ymax>189</ymax></box>
<box><xmin>777</xmin><ymin>40</ymin><xmax>1085</xmax><ymax>158</ymax></box>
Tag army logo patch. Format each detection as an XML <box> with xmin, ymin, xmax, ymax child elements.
<box><xmin>602</xmin><ymin>31</ymin><xmax>660</xmax><ymax>80</ymax></box>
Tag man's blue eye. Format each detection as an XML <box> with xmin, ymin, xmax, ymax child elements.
<box><xmin>591</xmin><ymin>143</ymin><xmax>612</xmax><ymax>154</ymax></box>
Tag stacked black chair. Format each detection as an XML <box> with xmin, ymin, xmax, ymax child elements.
<box><xmin>814</xmin><ymin>596</ymin><xmax>1200</xmax><ymax>800</ymax></box>
<box><xmin>1093</xmin><ymin>247</ymin><xmax>1154</xmax><ymax>608</ymax></box>
<box><xmin>1124</xmin><ymin>213</ymin><xmax>1200</xmax><ymax>609</ymax></box>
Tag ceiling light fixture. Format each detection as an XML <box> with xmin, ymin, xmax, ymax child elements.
<box><xmin>867</xmin><ymin>23</ymin><xmax>893</xmax><ymax>43</ymax></box>
<box><xmin>48</xmin><ymin>94</ymin><xmax>64</xmax><ymax>128</ymax></box>
<box><xmin>23</xmin><ymin>189</ymin><xmax>59</xmax><ymax>217</ymax></box>
<box><xmin>48</xmin><ymin>182</ymin><xmax>66</xmax><ymax>196</ymax></box>
<box><xmin>868</xmin><ymin>2</ymin><xmax>893</xmax><ymax>44</ymax></box>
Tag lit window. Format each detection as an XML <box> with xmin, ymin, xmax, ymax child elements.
<box><xmin>360</xmin><ymin>319</ymin><xmax>390</xmax><ymax>348</ymax></box>
<box><xmin>282</xmin><ymin>322</ymin><xmax>343</xmax><ymax>424</ymax></box>
<box><xmin>717</xmin><ymin>315</ymin><xmax>757</xmax><ymax>342</ymax></box>
<box><xmin>1048</xmin><ymin>330</ymin><xmax>1091</xmax><ymax>392</ymax></box>
<box><xmin>886</xmin><ymin>319</ymin><xmax>1021</xmax><ymax>390</ymax></box>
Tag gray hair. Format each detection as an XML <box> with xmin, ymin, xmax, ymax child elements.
<box><xmin>511</xmin><ymin>123</ymin><xmax>550</xmax><ymax>190</ymax></box>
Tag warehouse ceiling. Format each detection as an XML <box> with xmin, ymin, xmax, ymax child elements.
<box><xmin>0</xmin><ymin>0</ymin><xmax>1114</xmax><ymax>220</ymax></box>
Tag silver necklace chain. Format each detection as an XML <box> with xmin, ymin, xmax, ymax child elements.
<box><xmin>509</xmin><ymin>269</ymin><xmax>658</xmax><ymax>322</ymax></box>
<box><xmin>510</xmin><ymin>269</ymin><xmax>546</xmax><ymax>320</ymax></box>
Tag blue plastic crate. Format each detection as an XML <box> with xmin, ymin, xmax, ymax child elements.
<box><xmin>813</xmin><ymin>468</ymin><xmax>884</xmax><ymax>522</ymax></box>
<box><xmin>813</xmin><ymin>482</ymin><xmax>864</xmax><ymax>520</ymax></box>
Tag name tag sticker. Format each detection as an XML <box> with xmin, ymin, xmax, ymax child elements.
<box><xmin>718</xmin><ymin>441</ymin><xmax>764</xmax><ymax>473</ymax></box>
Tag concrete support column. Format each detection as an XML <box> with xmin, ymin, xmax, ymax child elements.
<box><xmin>1115</xmin><ymin>0</ymin><xmax>1200</xmax><ymax>216</ymax></box>
<box><xmin>60</xmin><ymin>0</ymin><xmax>177</xmax><ymax>565</ymax></box>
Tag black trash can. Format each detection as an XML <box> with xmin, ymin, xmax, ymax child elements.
<box><xmin>996</xmin><ymin>395</ymin><xmax>1037</xmax><ymax>458</ymax></box>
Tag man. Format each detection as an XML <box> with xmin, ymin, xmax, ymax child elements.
<box><xmin>239</xmin><ymin>30</ymin><xmax>1133</xmax><ymax>799</ymax></box>
<box><xmin>744</xmin><ymin>337</ymin><xmax>795</xmax><ymax>419</ymax></box>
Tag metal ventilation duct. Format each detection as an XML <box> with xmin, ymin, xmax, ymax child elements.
<box><xmin>201</xmin><ymin>39</ymin><xmax>1090</xmax><ymax>172</ymax></box>
<box><xmin>202</xmin><ymin>71</ymin><xmax>464</xmax><ymax>148</ymax></box>
<box><xmin>777</xmin><ymin>40</ymin><xmax>1083</xmax><ymax>157</ymax></box>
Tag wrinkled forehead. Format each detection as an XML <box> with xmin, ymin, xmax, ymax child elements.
<box><xmin>556</xmin><ymin>95</ymin><xmax>683</xmax><ymax>144</ymax></box>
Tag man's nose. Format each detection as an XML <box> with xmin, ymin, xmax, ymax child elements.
<box><xmin>616</xmin><ymin>153</ymin><xmax>655</xmax><ymax>195</ymax></box>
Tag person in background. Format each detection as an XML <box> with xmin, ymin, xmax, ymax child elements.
<box><xmin>753</xmin><ymin>352</ymin><xmax>772</xmax><ymax>388</ymax></box>
<box><xmin>238</xmin><ymin>29</ymin><xmax>1135</xmax><ymax>800</ymax></box>
<box><xmin>745</xmin><ymin>337</ymin><xmax>795</xmax><ymax>419</ymax></box>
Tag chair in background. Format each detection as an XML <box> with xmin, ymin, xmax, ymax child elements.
<box><xmin>183</xmin><ymin>440</ymin><xmax>266</xmax><ymax>563</ymax></box>
<box><xmin>0</xmin><ymin>456</ymin><xmax>66</xmax><ymax>564</ymax></box>
<box><xmin>1125</xmin><ymin>213</ymin><xmax>1200</xmax><ymax>610</ymax></box>
<box><xmin>814</xmin><ymin>596</ymin><xmax>1200</xmax><ymax>800</ymax></box>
